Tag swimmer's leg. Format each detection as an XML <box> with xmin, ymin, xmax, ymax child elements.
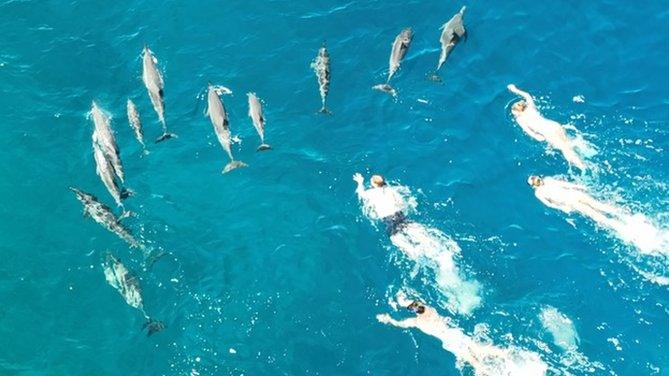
<box><xmin>559</xmin><ymin>144</ymin><xmax>587</xmax><ymax>171</ymax></box>
<box><xmin>582</xmin><ymin>197</ymin><xmax>623</xmax><ymax>217</ymax></box>
<box><xmin>577</xmin><ymin>205</ymin><xmax>620</xmax><ymax>230</ymax></box>
<box><xmin>376</xmin><ymin>314</ymin><xmax>416</xmax><ymax>329</ymax></box>
<box><xmin>390</xmin><ymin>231</ymin><xmax>422</xmax><ymax>260</ymax></box>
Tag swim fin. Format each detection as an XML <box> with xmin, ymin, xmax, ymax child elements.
<box><xmin>155</xmin><ymin>133</ymin><xmax>177</xmax><ymax>143</ymax></box>
<box><xmin>143</xmin><ymin>318</ymin><xmax>166</xmax><ymax>337</ymax></box>
<box><xmin>120</xmin><ymin>188</ymin><xmax>134</xmax><ymax>199</ymax></box>
<box><xmin>372</xmin><ymin>84</ymin><xmax>397</xmax><ymax>97</ymax></box>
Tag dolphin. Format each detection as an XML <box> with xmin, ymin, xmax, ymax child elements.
<box><xmin>206</xmin><ymin>84</ymin><xmax>247</xmax><ymax>173</ymax></box>
<box><xmin>247</xmin><ymin>92</ymin><xmax>271</xmax><ymax>151</ymax></box>
<box><xmin>92</xmin><ymin>130</ymin><xmax>127</xmax><ymax>207</ymax></box>
<box><xmin>102</xmin><ymin>253</ymin><xmax>165</xmax><ymax>336</ymax></box>
<box><xmin>431</xmin><ymin>6</ymin><xmax>466</xmax><ymax>80</ymax></box>
<box><xmin>310</xmin><ymin>43</ymin><xmax>331</xmax><ymax>114</ymax></box>
<box><xmin>142</xmin><ymin>46</ymin><xmax>176</xmax><ymax>143</ymax></box>
<box><xmin>90</xmin><ymin>102</ymin><xmax>124</xmax><ymax>183</ymax></box>
<box><xmin>126</xmin><ymin>99</ymin><xmax>146</xmax><ymax>149</ymax></box>
<box><xmin>70</xmin><ymin>187</ymin><xmax>141</xmax><ymax>250</ymax></box>
<box><xmin>373</xmin><ymin>27</ymin><xmax>413</xmax><ymax>96</ymax></box>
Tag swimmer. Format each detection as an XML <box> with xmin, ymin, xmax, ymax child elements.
<box><xmin>377</xmin><ymin>292</ymin><xmax>547</xmax><ymax>376</ymax></box>
<box><xmin>528</xmin><ymin>175</ymin><xmax>624</xmax><ymax>229</ymax></box>
<box><xmin>508</xmin><ymin>84</ymin><xmax>586</xmax><ymax>171</ymax></box>
<box><xmin>353</xmin><ymin>173</ymin><xmax>409</xmax><ymax>236</ymax></box>
<box><xmin>354</xmin><ymin>172</ymin><xmax>482</xmax><ymax>314</ymax></box>
<box><xmin>528</xmin><ymin>175</ymin><xmax>669</xmax><ymax>255</ymax></box>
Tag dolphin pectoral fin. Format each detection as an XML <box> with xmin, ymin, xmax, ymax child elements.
<box><xmin>257</xmin><ymin>144</ymin><xmax>271</xmax><ymax>152</ymax></box>
<box><xmin>143</xmin><ymin>318</ymin><xmax>166</xmax><ymax>337</ymax></box>
<box><xmin>155</xmin><ymin>133</ymin><xmax>177</xmax><ymax>143</ymax></box>
<box><xmin>223</xmin><ymin>160</ymin><xmax>248</xmax><ymax>174</ymax></box>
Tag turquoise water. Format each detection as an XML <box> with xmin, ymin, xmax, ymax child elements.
<box><xmin>1</xmin><ymin>0</ymin><xmax>668</xmax><ymax>374</ymax></box>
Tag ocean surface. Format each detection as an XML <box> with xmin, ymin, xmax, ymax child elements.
<box><xmin>1</xmin><ymin>0</ymin><xmax>668</xmax><ymax>374</ymax></box>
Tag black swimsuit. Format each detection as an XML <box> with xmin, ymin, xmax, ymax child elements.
<box><xmin>383</xmin><ymin>211</ymin><xmax>409</xmax><ymax>236</ymax></box>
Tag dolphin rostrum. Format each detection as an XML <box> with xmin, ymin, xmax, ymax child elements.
<box><xmin>70</xmin><ymin>187</ymin><xmax>141</xmax><ymax>250</ymax></box>
<box><xmin>142</xmin><ymin>46</ymin><xmax>176</xmax><ymax>143</ymax></box>
<box><xmin>431</xmin><ymin>6</ymin><xmax>466</xmax><ymax>81</ymax></box>
<box><xmin>311</xmin><ymin>43</ymin><xmax>331</xmax><ymax>114</ymax></box>
<box><xmin>126</xmin><ymin>99</ymin><xmax>146</xmax><ymax>150</ymax></box>
<box><xmin>373</xmin><ymin>27</ymin><xmax>413</xmax><ymax>96</ymax></box>
<box><xmin>206</xmin><ymin>84</ymin><xmax>247</xmax><ymax>173</ymax></box>
<box><xmin>90</xmin><ymin>102</ymin><xmax>124</xmax><ymax>183</ymax></box>
<box><xmin>102</xmin><ymin>252</ymin><xmax>165</xmax><ymax>336</ymax></box>
<box><xmin>247</xmin><ymin>92</ymin><xmax>271</xmax><ymax>151</ymax></box>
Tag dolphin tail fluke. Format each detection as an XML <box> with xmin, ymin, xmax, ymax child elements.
<box><xmin>223</xmin><ymin>160</ymin><xmax>248</xmax><ymax>174</ymax></box>
<box><xmin>318</xmin><ymin>105</ymin><xmax>332</xmax><ymax>115</ymax></box>
<box><xmin>155</xmin><ymin>132</ymin><xmax>177</xmax><ymax>143</ymax></box>
<box><xmin>257</xmin><ymin>144</ymin><xmax>271</xmax><ymax>152</ymax></box>
<box><xmin>372</xmin><ymin>84</ymin><xmax>397</xmax><ymax>97</ymax></box>
<box><xmin>143</xmin><ymin>318</ymin><xmax>166</xmax><ymax>337</ymax></box>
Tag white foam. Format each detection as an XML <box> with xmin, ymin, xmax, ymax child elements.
<box><xmin>571</xmin><ymin>133</ymin><xmax>598</xmax><ymax>159</ymax></box>
<box><xmin>539</xmin><ymin>306</ymin><xmax>579</xmax><ymax>351</ymax></box>
<box><xmin>612</xmin><ymin>213</ymin><xmax>669</xmax><ymax>256</ymax></box>
<box><xmin>534</xmin><ymin>307</ymin><xmax>606</xmax><ymax>374</ymax></box>
<box><xmin>429</xmin><ymin>325</ymin><xmax>547</xmax><ymax>375</ymax></box>
<box><xmin>390</xmin><ymin>223</ymin><xmax>481</xmax><ymax>315</ymax></box>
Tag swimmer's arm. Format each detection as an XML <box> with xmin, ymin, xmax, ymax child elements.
<box><xmin>353</xmin><ymin>173</ymin><xmax>366</xmax><ymax>199</ymax></box>
<box><xmin>376</xmin><ymin>314</ymin><xmax>416</xmax><ymax>329</ymax></box>
<box><xmin>507</xmin><ymin>84</ymin><xmax>536</xmax><ymax>108</ymax></box>
<box><xmin>355</xmin><ymin>185</ymin><xmax>366</xmax><ymax>200</ymax></box>
<box><xmin>556</xmin><ymin>180</ymin><xmax>587</xmax><ymax>192</ymax></box>
<box><xmin>537</xmin><ymin>193</ymin><xmax>571</xmax><ymax>213</ymax></box>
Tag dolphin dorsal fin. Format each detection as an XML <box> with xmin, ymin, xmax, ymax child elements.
<box><xmin>455</xmin><ymin>24</ymin><xmax>466</xmax><ymax>37</ymax></box>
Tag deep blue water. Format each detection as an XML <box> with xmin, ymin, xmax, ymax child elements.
<box><xmin>1</xmin><ymin>0</ymin><xmax>668</xmax><ymax>374</ymax></box>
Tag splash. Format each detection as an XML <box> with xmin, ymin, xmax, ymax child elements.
<box><xmin>539</xmin><ymin>306</ymin><xmax>605</xmax><ymax>374</ymax></box>
<box><xmin>612</xmin><ymin>213</ymin><xmax>669</xmax><ymax>256</ymax></box>
<box><xmin>539</xmin><ymin>306</ymin><xmax>579</xmax><ymax>351</ymax></box>
<box><xmin>390</xmin><ymin>224</ymin><xmax>481</xmax><ymax>315</ymax></box>
<box><xmin>571</xmin><ymin>133</ymin><xmax>598</xmax><ymax>159</ymax></box>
